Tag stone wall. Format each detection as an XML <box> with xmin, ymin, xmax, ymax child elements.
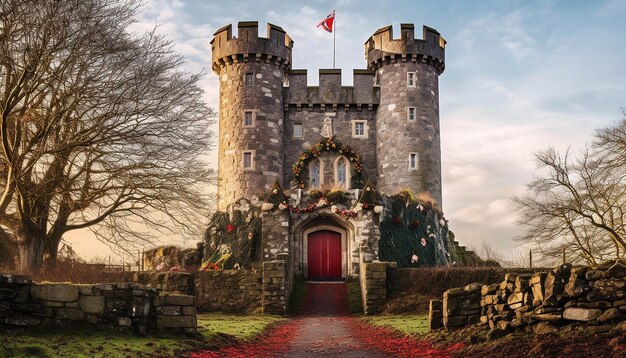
<box><xmin>283</xmin><ymin>107</ymin><xmax>378</xmax><ymax>189</ymax></box>
<box><xmin>433</xmin><ymin>260</ymin><xmax>626</xmax><ymax>336</ymax></box>
<box><xmin>212</xmin><ymin>22</ymin><xmax>290</xmax><ymax>210</ymax></box>
<box><xmin>262</xmin><ymin>210</ymin><xmax>290</xmax><ymax>261</ymax></box>
<box><xmin>360</xmin><ymin>261</ymin><xmax>396</xmax><ymax>315</ymax></box>
<box><xmin>370</xmin><ymin>25</ymin><xmax>445</xmax><ymax>204</ymax></box>
<box><xmin>262</xmin><ymin>259</ymin><xmax>289</xmax><ymax>315</ymax></box>
<box><xmin>134</xmin><ymin>271</ymin><xmax>195</xmax><ymax>295</ymax></box>
<box><xmin>0</xmin><ymin>274</ymin><xmax>196</xmax><ymax>333</ymax></box>
<box><xmin>195</xmin><ymin>268</ymin><xmax>262</xmax><ymax>313</ymax></box>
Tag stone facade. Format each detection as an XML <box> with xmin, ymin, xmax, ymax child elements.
<box><xmin>0</xmin><ymin>274</ymin><xmax>196</xmax><ymax>334</ymax></box>
<box><xmin>211</xmin><ymin>22</ymin><xmax>445</xmax><ymax>209</ymax></box>
<box><xmin>432</xmin><ymin>260</ymin><xmax>626</xmax><ymax>336</ymax></box>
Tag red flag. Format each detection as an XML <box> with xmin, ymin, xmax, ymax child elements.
<box><xmin>317</xmin><ymin>10</ymin><xmax>335</xmax><ymax>33</ymax></box>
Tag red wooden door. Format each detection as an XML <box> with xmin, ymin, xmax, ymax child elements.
<box><xmin>307</xmin><ymin>230</ymin><xmax>342</xmax><ymax>280</ymax></box>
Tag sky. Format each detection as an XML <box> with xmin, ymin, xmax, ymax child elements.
<box><xmin>65</xmin><ymin>0</ymin><xmax>626</xmax><ymax>264</ymax></box>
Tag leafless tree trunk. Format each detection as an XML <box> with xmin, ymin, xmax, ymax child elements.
<box><xmin>0</xmin><ymin>0</ymin><xmax>214</xmax><ymax>271</ymax></box>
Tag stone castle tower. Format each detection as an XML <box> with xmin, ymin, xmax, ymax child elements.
<box><xmin>211</xmin><ymin>22</ymin><xmax>445</xmax><ymax>210</ymax></box>
<box><xmin>207</xmin><ymin>21</ymin><xmax>452</xmax><ymax>288</ymax></box>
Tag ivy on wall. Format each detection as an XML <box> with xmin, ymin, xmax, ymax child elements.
<box><xmin>203</xmin><ymin>203</ymin><xmax>262</xmax><ymax>270</ymax></box>
<box><xmin>379</xmin><ymin>191</ymin><xmax>451</xmax><ymax>268</ymax></box>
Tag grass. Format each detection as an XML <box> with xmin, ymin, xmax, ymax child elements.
<box><xmin>362</xmin><ymin>314</ymin><xmax>430</xmax><ymax>335</ymax></box>
<box><xmin>0</xmin><ymin>313</ymin><xmax>283</xmax><ymax>358</ymax></box>
<box><xmin>198</xmin><ymin>313</ymin><xmax>283</xmax><ymax>340</ymax></box>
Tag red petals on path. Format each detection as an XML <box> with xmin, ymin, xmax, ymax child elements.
<box><xmin>348</xmin><ymin>318</ymin><xmax>463</xmax><ymax>358</ymax></box>
<box><xmin>190</xmin><ymin>320</ymin><xmax>300</xmax><ymax>358</ymax></box>
<box><xmin>191</xmin><ymin>282</ymin><xmax>463</xmax><ymax>357</ymax></box>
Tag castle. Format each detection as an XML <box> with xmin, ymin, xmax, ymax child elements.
<box><xmin>207</xmin><ymin>21</ymin><xmax>450</xmax><ymax>281</ymax></box>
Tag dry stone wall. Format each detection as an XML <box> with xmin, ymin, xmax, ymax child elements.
<box><xmin>134</xmin><ymin>271</ymin><xmax>194</xmax><ymax>295</ymax></box>
<box><xmin>432</xmin><ymin>260</ymin><xmax>626</xmax><ymax>336</ymax></box>
<box><xmin>0</xmin><ymin>274</ymin><xmax>196</xmax><ymax>333</ymax></box>
<box><xmin>135</xmin><ymin>270</ymin><xmax>264</xmax><ymax>314</ymax></box>
<box><xmin>195</xmin><ymin>268</ymin><xmax>262</xmax><ymax>313</ymax></box>
<box><xmin>262</xmin><ymin>259</ymin><xmax>290</xmax><ymax>315</ymax></box>
<box><xmin>360</xmin><ymin>261</ymin><xmax>396</xmax><ymax>315</ymax></box>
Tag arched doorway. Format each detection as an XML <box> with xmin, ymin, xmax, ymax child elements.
<box><xmin>296</xmin><ymin>214</ymin><xmax>354</xmax><ymax>280</ymax></box>
<box><xmin>307</xmin><ymin>230</ymin><xmax>342</xmax><ymax>280</ymax></box>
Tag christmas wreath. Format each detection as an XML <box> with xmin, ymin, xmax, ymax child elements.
<box><xmin>292</xmin><ymin>138</ymin><xmax>364</xmax><ymax>189</ymax></box>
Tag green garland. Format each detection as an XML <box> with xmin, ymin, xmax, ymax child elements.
<box><xmin>204</xmin><ymin>208</ymin><xmax>262</xmax><ymax>269</ymax></box>
<box><xmin>292</xmin><ymin>138</ymin><xmax>364</xmax><ymax>189</ymax></box>
<box><xmin>379</xmin><ymin>193</ymin><xmax>449</xmax><ymax>267</ymax></box>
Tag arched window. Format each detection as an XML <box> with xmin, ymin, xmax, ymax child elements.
<box><xmin>334</xmin><ymin>156</ymin><xmax>350</xmax><ymax>190</ymax></box>
<box><xmin>309</xmin><ymin>159</ymin><xmax>322</xmax><ymax>188</ymax></box>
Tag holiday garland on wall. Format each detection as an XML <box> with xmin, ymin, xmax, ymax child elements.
<box><xmin>378</xmin><ymin>191</ymin><xmax>450</xmax><ymax>268</ymax></box>
<box><xmin>292</xmin><ymin>137</ymin><xmax>365</xmax><ymax>189</ymax></box>
<box><xmin>203</xmin><ymin>203</ymin><xmax>263</xmax><ymax>270</ymax></box>
<box><xmin>262</xmin><ymin>181</ymin><xmax>382</xmax><ymax>219</ymax></box>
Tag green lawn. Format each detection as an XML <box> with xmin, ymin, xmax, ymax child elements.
<box><xmin>362</xmin><ymin>314</ymin><xmax>430</xmax><ymax>335</ymax></box>
<box><xmin>0</xmin><ymin>314</ymin><xmax>284</xmax><ymax>358</ymax></box>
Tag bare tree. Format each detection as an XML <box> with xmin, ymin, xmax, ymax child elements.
<box><xmin>0</xmin><ymin>0</ymin><xmax>214</xmax><ymax>271</ymax></box>
<box><xmin>513</xmin><ymin>118</ymin><xmax>626</xmax><ymax>265</ymax></box>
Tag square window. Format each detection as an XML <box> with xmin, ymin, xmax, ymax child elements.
<box><xmin>409</xmin><ymin>153</ymin><xmax>418</xmax><ymax>170</ymax></box>
<box><xmin>243</xmin><ymin>151</ymin><xmax>254</xmax><ymax>169</ymax></box>
<box><xmin>352</xmin><ymin>120</ymin><xmax>367</xmax><ymax>138</ymax></box>
<box><xmin>293</xmin><ymin>123</ymin><xmax>303</xmax><ymax>138</ymax></box>
<box><xmin>407</xmin><ymin>72</ymin><xmax>416</xmax><ymax>87</ymax></box>
<box><xmin>244</xmin><ymin>111</ymin><xmax>253</xmax><ymax>127</ymax></box>
<box><xmin>408</xmin><ymin>107</ymin><xmax>416</xmax><ymax>121</ymax></box>
<box><xmin>245</xmin><ymin>72</ymin><xmax>253</xmax><ymax>86</ymax></box>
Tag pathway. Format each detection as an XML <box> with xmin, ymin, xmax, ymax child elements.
<box><xmin>192</xmin><ymin>282</ymin><xmax>460</xmax><ymax>357</ymax></box>
<box><xmin>284</xmin><ymin>282</ymin><xmax>382</xmax><ymax>357</ymax></box>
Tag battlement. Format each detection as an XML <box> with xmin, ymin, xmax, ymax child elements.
<box><xmin>365</xmin><ymin>24</ymin><xmax>445</xmax><ymax>73</ymax></box>
<box><xmin>284</xmin><ymin>69</ymin><xmax>379</xmax><ymax>106</ymax></box>
<box><xmin>211</xmin><ymin>22</ymin><xmax>293</xmax><ymax>73</ymax></box>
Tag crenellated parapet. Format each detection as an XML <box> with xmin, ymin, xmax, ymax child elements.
<box><xmin>211</xmin><ymin>22</ymin><xmax>293</xmax><ymax>73</ymax></box>
<box><xmin>365</xmin><ymin>24</ymin><xmax>445</xmax><ymax>74</ymax></box>
<box><xmin>284</xmin><ymin>69</ymin><xmax>379</xmax><ymax>107</ymax></box>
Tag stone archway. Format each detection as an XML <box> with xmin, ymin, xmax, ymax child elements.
<box><xmin>292</xmin><ymin>210</ymin><xmax>356</xmax><ymax>279</ymax></box>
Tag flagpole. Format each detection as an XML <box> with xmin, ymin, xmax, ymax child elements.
<box><xmin>333</xmin><ymin>15</ymin><xmax>336</xmax><ymax>69</ymax></box>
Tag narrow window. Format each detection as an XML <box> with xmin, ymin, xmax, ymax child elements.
<box><xmin>244</xmin><ymin>111</ymin><xmax>254</xmax><ymax>127</ymax></box>
<box><xmin>337</xmin><ymin>157</ymin><xmax>347</xmax><ymax>189</ymax></box>
<box><xmin>310</xmin><ymin>159</ymin><xmax>321</xmax><ymax>188</ymax></box>
<box><xmin>352</xmin><ymin>120</ymin><xmax>367</xmax><ymax>138</ymax></box>
<box><xmin>408</xmin><ymin>107</ymin><xmax>416</xmax><ymax>121</ymax></box>
<box><xmin>407</xmin><ymin>72</ymin><xmax>415</xmax><ymax>87</ymax></box>
<box><xmin>245</xmin><ymin>72</ymin><xmax>253</xmax><ymax>86</ymax></box>
<box><xmin>243</xmin><ymin>151</ymin><xmax>254</xmax><ymax>169</ymax></box>
<box><xmin>409</xmin><ymin>153</ymin><xmax>418</xmax><ymax>170</ymax></box>
<box><xmin>293</xmin><ymin>123</ymin><xmax>303</xmax><ymax>138</ymax></box>
<box><xmin>355</xmin><ymin>122</ymin><xmax>364</xmax><ymax>136</ymax></box>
